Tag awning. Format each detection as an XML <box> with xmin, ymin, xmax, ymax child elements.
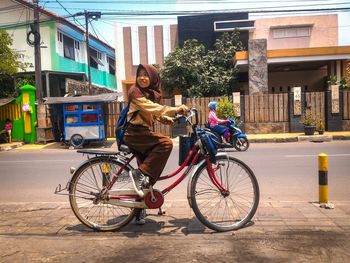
<box><xmin>90</xmin><ymin>38</ymin><xmax>115</xmax><ymax>57</ymax></box>
<box><xmin>0</xmin><ymin>98</ymin><xmax>15</xmax><ymax>107</ymax></box>
<box><xmin>57</xmin><ymin>24</ymin><xmax>84</xmax><ymax>42</ymax></box>
<box><xmin>44</xmin><ymin>93</ymin><xmax>120</xmax><ymax>105</ymax></box>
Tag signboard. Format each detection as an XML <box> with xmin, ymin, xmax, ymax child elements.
<box><xmin>331</xmin><ymin>85</ymin><xmax>339</xmax><ymax>113</ymax></box>
<box><xmin>293</xmin><ymin>87</ymin><xmax>301</xmax><ymax>116</ymax></box>
<box><xmin>232</xmin><ymin>92</ymin><xmax>240</xmax><ymax>117</ymax></box>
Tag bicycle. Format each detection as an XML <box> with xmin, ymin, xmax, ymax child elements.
<box><xmin>55</xmin><ymin>109</ymin><xmax>259</xmax><ymax>232</ymax></box>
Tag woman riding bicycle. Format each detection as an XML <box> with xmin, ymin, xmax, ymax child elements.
<box><xmin>124</xmin><ymin>64</ymin><xmax>188</xmax><ymax>224</ymax></box>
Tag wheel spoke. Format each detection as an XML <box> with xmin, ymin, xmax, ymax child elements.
<box><xmin>191</xmin><ymin>156</ymin><xmax>259</xmax><ymax>231</ymax></box>
<box><xmin>69</xmin><ymin>157</ymin><xmax>135</xmax><ymax>231</ymax></box>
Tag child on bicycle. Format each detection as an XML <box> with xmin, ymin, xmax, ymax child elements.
<box><xmin>207</xmin><ymin>101</ymin><xmax>230</xmax><ymax>142</ymax></box>
<box><xmin>125</xmin><ymin>64</ymin><xmax>188</xmax><ymax>225</ymax></box>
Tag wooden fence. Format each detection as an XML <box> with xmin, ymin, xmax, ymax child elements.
<box><xmin>105</xmin><ymin>96</ymin><xmax>225</xmax><ymax>138</ymax></box>
<box><xmin>305</xmin><ymin>92</ymin><xmax>325</xmax><ymax>123</ymax></box>
<box><xmin>244</xmin><ymin>93</ymin><xmax>288</xmax><ymax>123</ymax></box>
<box><xmin>105</xmin><ymin>91</ymin><xmax>348</xmax><ymax>138</ymax></box>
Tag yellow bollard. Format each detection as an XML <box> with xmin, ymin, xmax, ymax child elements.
<box><xmin>318</xmin><ymin>153</ymin><xmax>328</xmax><ymax>204</ymax></box>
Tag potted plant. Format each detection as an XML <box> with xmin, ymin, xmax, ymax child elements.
<box><xmin>327</xmin><ymin>75</ymin><xmax>339</xmax><ymax>91</ymax></box>
<box><xmin>340</xmin><ymin>76</ymin><xmax>349</xmax><ymax>90</ymax></box>
<box><xmin>300</xmin><ymin>109</ymin><xmax>317</xmax><ymax>135</ymax></box>
<box><xmin>317</xmin><ymin>119</ymin><xmax>325</xmax><ymax>135</ymax></box>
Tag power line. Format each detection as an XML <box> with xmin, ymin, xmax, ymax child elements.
<box><xmin>42</xmin><ymin>6</ymin><xmax>350</xmax><ymax>16</ymax></box>
<box><xmin>39</xmin><ymin>0</ymin><xmax>350</xmax><ymax>4</ymax></box>
<box><xmin>90</xmin><ymin>22</ymin><xmax>110</xmax><ymax>44</ymax></box>
<box><xmin>54</xmin><ymin>0</ymin><xmax>85</xmax><ymax>29</ymax></box>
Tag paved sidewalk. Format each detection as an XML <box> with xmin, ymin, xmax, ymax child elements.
<box><xmin>1</xmin><ymin>200</ymin><xmax>349</xmax><ymax>236</ymax></box>
<box><xmin>1</xmin><ymin>199</ymin><xmax>350</xmax><ymax>262</ymax></box>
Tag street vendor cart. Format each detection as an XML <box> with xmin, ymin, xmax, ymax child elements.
<box><xmin>44</xmin><ymin>93</ymin><xmax>119</xmax><ymax>148</ymax></box>
<box><xmin>63</xmin><ymin>102</ymin><xmax>105</xmax><ymax>147</ymax></box>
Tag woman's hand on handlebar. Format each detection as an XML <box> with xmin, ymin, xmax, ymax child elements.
<box><xmin>176</xmin><ymin>104</ymin><xmax>189</xmax><ymax>116</ymax></box>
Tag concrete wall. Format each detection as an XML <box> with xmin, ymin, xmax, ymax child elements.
<box><xmin>117</xmin><ymin>24</ymin><xmax>178</xmax><ymax>93</ymax></box>
<box><xmin>251</xmin><ymin>14</ymin><xmax>338</xmax><ymax>50</ymax></box>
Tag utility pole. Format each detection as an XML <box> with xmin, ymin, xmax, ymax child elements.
<box><xmin>84</xmin><ymin>10</ymin><xmax>92</xmax><ymax>94</ymax></box>
<box><xmin>73</xmin><ymin>11</ymin><xmax>101</xmax><ymax>95</ymax></box>
<box><xmin>33</xmin><ymin>0</ymin><xmax>42</xmax><ymax>104</ymax></box>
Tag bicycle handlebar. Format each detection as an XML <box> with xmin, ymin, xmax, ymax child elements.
<box><xmin>172</xmin><ymin>108</ymin><xmax>199</xmax><ymax>126</ymax></box>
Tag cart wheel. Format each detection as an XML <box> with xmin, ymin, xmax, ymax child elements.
<box><xmin>70</xmin><ymin>134</ymin><xmax>85</xmax><ymax>148</ymax></box>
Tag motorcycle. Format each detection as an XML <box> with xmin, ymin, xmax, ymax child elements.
<box><xmin>204</xmin><ymin>118</ymin><xmax>249</xmax><ymax>151</ymax></box>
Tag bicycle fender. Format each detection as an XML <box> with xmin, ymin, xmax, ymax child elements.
<box><xmin>186</xmin><ymin>152</ymin><xmax>228</xmax><ymax>208</ymax></box>
<box><xmin>237</xmin><ymin>134</ymin><xmax>247</xmax><ymax>138</ymax></box>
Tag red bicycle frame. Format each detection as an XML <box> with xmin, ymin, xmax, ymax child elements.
<box><xmin>106</xmin><ymin>143</ymin><xmax>228</xmax><ymax>200</ymax></box>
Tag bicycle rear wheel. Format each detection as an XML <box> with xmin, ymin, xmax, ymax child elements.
<box><xmin>69</xmin><ymin>156</ymin><xmax>136</xmax><ymax>231</ymax></box>
<box><xmin>190</xmin><ymin>155</ymin><xmax>259</xmax><ymax>231</ymax></box>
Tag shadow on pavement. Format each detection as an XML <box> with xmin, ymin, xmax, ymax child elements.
<box><xmin>64</xmin><ymin>215</ymin><xmax>209</xmax><ymax>236</ymax></box>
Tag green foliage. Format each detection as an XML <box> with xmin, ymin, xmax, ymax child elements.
<box><xmin>0</xmin><ymin>29</ymin><xmax>23</xmax><ymax>75</ymax></box>
<box><xmin>0</xmin><ymin>29</ymin><xmax>27</xmax><ymax>98</ymax></box>
<box><xmin>340</xmin><ymin>76</ymin><xmax>349</xmax><ymax>89</ymax></box>
<box><xmin>327</xmin><ymin>75</ymin><xmax>338</xmax><ymax>85</ymax></box>
<box><xmin>217</xmin><ymin>97</ymin><xmax>240</xmax><ymax>124</ymax></box>
<box><xmin>16</xmin><ymin>75</ymin><xmax>35</xmax><ymax>88</ymax></box>
<box><xmin>161</xmin><ymin>31</ymin><xmax>242</xmax><ymax>97</ymax></box>
<box><xmin>300</xmin><ymin>109</ymin><xmax>317</xmax><ymax>126</ymax></box>
<box><xmin>161</xmin><ymin>39</ymin><xmax>205</xmax><ymax>97</ymax></box>
<box><xmin>317</xmin><ymin>118</ymin><xmax>325</xmax><ymax>131</ymax></box>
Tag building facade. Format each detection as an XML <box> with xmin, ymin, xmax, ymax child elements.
<box><xmin>0</xmin><ymin>0</ymin><xmax>117</xmax><ymax>97</ymax></box>
<box><xmin>116</xmin><ymin>12</ymin><xmax>350</xmax><ymax>97</ymax></box>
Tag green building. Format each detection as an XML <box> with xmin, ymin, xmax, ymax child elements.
<box><xmin>0</xmin><ymin>0</ymin><xmax>117</xmax><ymax>97</ymax></box>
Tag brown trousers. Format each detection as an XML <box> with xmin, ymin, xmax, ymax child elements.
<box><xmin>124</xmin><ymin>125</ymin><xmax>173</xmax><ymax>185</ymax></box>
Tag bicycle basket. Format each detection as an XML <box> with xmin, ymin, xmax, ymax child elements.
<box><xmin>199</xmin><ymin>131</ymin><xmax>217</xmax><ymax>163</ymax></box>
<box><xmin>179</xmin><ymin>134</ymin><xmax>196</xmax><ymax>166</ymax></box>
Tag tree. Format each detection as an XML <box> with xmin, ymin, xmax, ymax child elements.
<box><xmin>0</xmin><ymin>29</ymin><xmax>25</xmax><ymax>98</ymax></box>
<box><xmin>161</xmin><ymin>31</ymin><xmax>242</xmax><ymax>97</ymax></box>
<box><xmin>161</xmin><ymin>39</ymin><xmax>206</xmax><ymax>97</ymax></box>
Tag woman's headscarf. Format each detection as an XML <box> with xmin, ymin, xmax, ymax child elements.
<box><xmin>128</xmin><ymin>64</ymin><xmax>161</xmax><ymax>103</ymax></box>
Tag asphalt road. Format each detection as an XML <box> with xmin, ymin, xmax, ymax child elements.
<box><xmin>0</xmin><ymin>140</ymin><xmax>349</xmax><ymax>203</ymax></box>
<box><xmin>1</xmin><ymin>141</ymin><xmax>350</xmax><ymax>263</ymax></box>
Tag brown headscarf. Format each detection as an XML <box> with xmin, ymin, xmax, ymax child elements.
<box><xmin>128</xmin><ymin>64</ymin><xmax>162</xmax><ymax>103</ymax></box>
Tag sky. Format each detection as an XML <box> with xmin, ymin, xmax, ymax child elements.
<box><xmin>39</xmin><ymin>0</ymin><xmax>350</xmax><ymax>47</ymax></box>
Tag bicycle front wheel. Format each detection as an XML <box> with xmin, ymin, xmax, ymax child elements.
<box><xmin>69</xmin><ymin>156</ymin><xmax>136</xmax><ymax>231</ymax></box>
<box><xmin>190</xmin><ymin>155</ymin><xmax>259</xmax><ymax>232</ymax></box>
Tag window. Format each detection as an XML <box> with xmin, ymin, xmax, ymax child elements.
<box><xmin>89</xmin><ymin>48</ymin><xmax>103</xmax><ymax>69</ymax></box>
<box><xmin>107</xmin><ymin>56</ymin><xmax>115</xmax><ymax>75</ymax></box>
<box><xmin>57</xmin><ymin>31</ymin><xmax>63</xmax><ymax>42</ymax></box>
<box><xmin>97</xmin><ymin>51</ymin><xmax>102</xmax><ymax>60</ymax></box>
<box><xmin>65</xmin><ymin>104</ymin><xmax>79</xmax><ymax>111</ymax></box>
<box><xmin>82</xmin><ymin>104</ymin><xmax>96</xmax><ymax>111</ymax></box>
<box><xmin>82</xmin><ymin>113</ymin><xmax>98</xmax><ymax>123</ymax></box>
<box><xmin>63</xmin><ymin>35</ymin><xmax>75</xmax><ymax>60</ymax></box>
<box><xmin>272</xmin><ymin>26</ymin><xmax>311</xmax><ymax>39</ymax></box>
<box><xmin>74</xmin><ymin>40</ymin><xmax>80</xmax><ymax>50</ymax></box>
<box><xmin>66</xmin><ymin>115</ymin><xmax>79</xmax><ymax>124</ymax></box>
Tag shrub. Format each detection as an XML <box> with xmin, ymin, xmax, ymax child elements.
<box><xmin>300</xmin><ymin>109</ymin><xmax>317</xmax><ymax>126</ymax></box>
<box><xmin>217</xmin><ymin>97</ymin><xmax>240</xmax><ymax>125</ymax></box>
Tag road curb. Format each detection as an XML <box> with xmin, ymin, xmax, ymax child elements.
<box><xmin>333</xmin><ymin>135</ymin><xmax>350</xmax><ymax>140</ymax></box>
<box><xmin>0</xmin><ymin>142</ymin><xmax>25</xmax><ymax>151</ymax></box>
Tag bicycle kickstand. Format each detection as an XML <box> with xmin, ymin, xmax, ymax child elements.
<box><xmin>158</xmin><ymin>207</ymin><xmax>166</xmax><ymax>216</ymax></box>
